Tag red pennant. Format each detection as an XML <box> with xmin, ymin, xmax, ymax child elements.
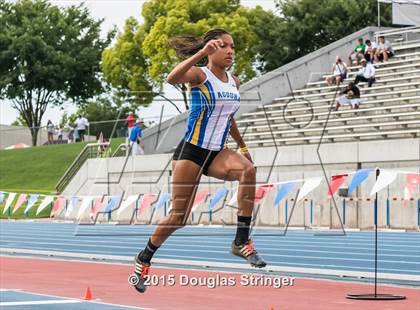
<box><xmin>255</xmin><ymin>184</ymin><xmax>274</xmax><ymax>203</ymax></box>
<box><xmin>404</xmin><ymin>173</ymin><xmax>420</xmax><ymax>201</ymax></box>
<box><xmin>138</xmin><ymin>194</ymin><xmax>157</xmax><ymax>215</ymax></box>
<box><xmin>50</xmin><ymin>197</ymin><xmax>66</xmax><ymax>217</ymax></box>
<box><xmin>90</xmin><ymin>197</ymin><xmax>105</xmax><ymax>217</ymax></box>
<box><xmin>193</xmin><ymin>191</ymin><xmax>209</xmax><ymax>207</ymax></box>
<box><xmin>327</xmin><ymin>174</ymin><xmax>348</xmax><ymax>198</ymax></box>
<box><xmin>13</xmin><ymin>194</ymin><xmax>27</xmax><ymax>214</ymax></box>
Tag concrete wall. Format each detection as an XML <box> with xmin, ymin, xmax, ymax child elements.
<box><xmin>62</xmin><ymin>138</ymin><xmax>420</xmax><ymax>230</ymax></box>
<box><xmin>0</xmin><ymin>125</ymin><xmax>49</xmax><ymax>148</ymax></box>
<box><xmin>142</xmin><ymin>26</ymin><xmax>382</xmax><ymax>154</ymax></box>
<box><xmin>0</xmin><ymin>124</ymin><xmax>96</xmax><ymax>149</ymax></box>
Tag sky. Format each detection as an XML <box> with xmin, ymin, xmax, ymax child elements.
<box><xmin>0</xmin><ymin>0</ymin><xmax>278</xmax><ymax>126</ymax></box>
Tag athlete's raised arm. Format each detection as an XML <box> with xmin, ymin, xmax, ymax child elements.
<box><xmin>166</xmin><ymin>39</ymin><xmax>223</xmax><ymax>86</ymax></box>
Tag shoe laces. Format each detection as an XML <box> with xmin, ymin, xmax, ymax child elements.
<box><xmin>135</xmin><ymin>260</ymin><xmax>150</xmax><ymax>278</ymax></box>
<box><xmin>243</xmin><ymin>240</ymin><xmax>257</xmax><ymax>256</ymax></box>
<box><xmin>140</xmin><ymin>265</ymin><xmax>150</xmax><ymax>278</ymax></box>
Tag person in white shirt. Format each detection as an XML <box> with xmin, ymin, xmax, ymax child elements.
<box><xmin>354</xmin><ymin>59</ymin><xmax>376</xmax><ymax>87</ymax></box>
<box><xmin>75</xmin><ymin>115</ymin><xmax>89</xmax><ymax>142</ymax></box>
<box><xmin>335</xmin><ymin>82</ymin><xmax>362</xmax><ymax>111</ymax></box>
<box><xmin>364</xmin><ymin>40</ymin><xmax>377</xmax><ymax>63</ymax></box>
<box><xmin>375</xmin><ymin>36</ymin><xmax>394</xmax><ymax>62</ymax></box>
<box><xmin>325</xmin><ymin>56</ymin><xmax>348</xmax><ymax>86</ymax></box>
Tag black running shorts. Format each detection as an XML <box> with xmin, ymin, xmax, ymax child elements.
<box><xmin>172</xmin><ymin>140</ymin><xmax>221</xmax><ymax>176</ymax></box>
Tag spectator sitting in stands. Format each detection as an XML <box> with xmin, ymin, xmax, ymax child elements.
<box><xmin>364</xmin><ymin>39</ymin><xmax>377</xmax><ymax>63</ymax></box>
<box><xmin>325</xmin><ymin>56</ymin><xmax>348</xmax><ymax>86</ymax></box>
<box><xmin>354</xmin><ymin>58</ymin><xmax>376</xmax><ymax>87</ymax></box>
<box><xmin>375</xmin><ymin>35</ymin><xmax>394</xmax><ymax>62</ymax></box>
<box><xmin>348</xmin><ymin>37</ymin><xmax>366</xmax><ymax>66</ymax></box>
<box><xmin>335</xmin><ymin>82</ymin><xmax>361</xmax><ymax>111</ymax></box>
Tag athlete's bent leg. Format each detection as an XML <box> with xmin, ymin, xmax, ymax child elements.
<box><xmin>131</xmin><ymin>159</ymin><xmax>202</xmax><ymax>293</ymax></box>
<box><xmin>207</xmin><ymin>149</ymin><xmax>266</xmax><ymax>268</ymax></box>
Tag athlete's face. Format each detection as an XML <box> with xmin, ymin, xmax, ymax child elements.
<box><xmin>208</xmin><ymin>34</ymin><xmax>235</xmax><ymax>68</ymax></box>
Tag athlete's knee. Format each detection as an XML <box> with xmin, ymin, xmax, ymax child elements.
<box><xmin>242</xmin><ymin>164</ymin><xmax>256</xmax><ymax>180</ymax></box>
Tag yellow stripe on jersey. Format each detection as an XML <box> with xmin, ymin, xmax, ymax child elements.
<box><xmin>190</xmin><ymin>110</ymin><xmax>205</xmax><ymax>145</ymax></box>
<box><xmin>186</xmin><ymin>83</ymin><xmax>191</xmax><ymax>97</ymax></box>
<box><xmin>198</xmin><ymin>83</ymin><xmax>212</xmax><ymax>106</ymax></box>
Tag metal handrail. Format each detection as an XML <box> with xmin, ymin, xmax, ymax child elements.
<box><xmin>55</xmin><ymin>142</ymin><xmax>110</xmax><ymax>193</ymax></box>
<box><xmin>375</xmin><ymin>26</ymin><xmax>420</xmax><ymax>42</ymax></box>
<box><xmin>375</xmin><ymin>25</ymin><xmax>420</xmax><ymax>36</ymax></box>
<box><xmin>112</xmin><ymin>143</ymin><xmax>128</xmax><ymax>157</ymax></box>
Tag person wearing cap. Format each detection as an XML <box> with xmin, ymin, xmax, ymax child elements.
<box><xmin>348</xmin><ymin>37</ymin><xmax>366</xmax><ymax>66</ymax></box>
<box><xmin>354</xmin><ymin>58</ymin><xmax>376</xmax><ymax>87</ymax></box>
<box><xmin>126</xmin><ymin>112</ymin><xmax>136</xmax><ymax>137</ymax></box>
<box><xmin>129</xmin><ymin>118</ymin><xmax>144</xmax><ymax>155</ymax></box>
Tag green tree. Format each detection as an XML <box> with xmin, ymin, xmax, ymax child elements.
<box><xmin>102</xmin><ymin>0</ymin><xmax>258</xmax><ymax>110</ymax></box>
<box><xmin>102</xmin><ymin>17</ymin><xmax>154</xmax><ymax>108</ymax></box>
<box><xmin>11</xmin><ymin>113</ymin><xmax>26</xmax><ymax>127</ymax></box>
<box><xmin>245</xmin><ymin>5</ymin><xmax>284</xmax><ymax>73</ymax></box>
<box><xmin>0</xmin><ymin>0</ymin><xmax>115</xmax><ymax>145</ymax></box>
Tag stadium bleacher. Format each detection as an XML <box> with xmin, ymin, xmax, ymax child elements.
<box><xmin>234</xmin><ymin>34</ymin><xmax>420</xmax><ymax>147</ymax></box>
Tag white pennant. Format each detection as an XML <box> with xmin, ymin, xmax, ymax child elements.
<box><xmin>65</xmin><ymin>197</ymin><xmax>79</xmax><ymax>218</ymax></box>
<box><xmin>370</xmin><ymin>169</ymin><xmax>398</xmax><ymax>196</ymax></box>
<box><xmin>227</xmin><ymin>189</ymin><xmax>238</xmax><ymax>206</ymax></box>
<box><xmin>36</xmin><ymin>196</ymin><xmax>54</xmax><ymax>215</ymax></box>
<box><xmin>77</xmin><ymin>196</ymin><xmax>94</xmax><ymax>219</ymax></box>
<box><xmin>3</xmin><ymin>192</ymin><xmax>17</xmax><ymax>214</ymax></box>
<box><xmin>117</xmin><ymin>195</ymin><xmax>139</xmax><ymax>216</ymax></box>
<box><xmin>296</xmin><ymin>177</ymin><xmax>322</xmax><ymax>202</ymax></box>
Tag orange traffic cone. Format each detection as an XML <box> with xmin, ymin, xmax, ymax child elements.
<box><xmin>83</xmin><ymin>287</ymin><xmax>93</xmax><ymax>300</ymax></box>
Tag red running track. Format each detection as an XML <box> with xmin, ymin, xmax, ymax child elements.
<box><xmin>0</xmin><ymin>256</ymin><xmax>419</xmax><ymax>310</ymax></box>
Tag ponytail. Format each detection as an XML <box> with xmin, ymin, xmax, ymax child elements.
<box><xmin>168</xmin><ymin>35</ymin><xmax>206</xmax><ymax>59</ymax></box>
<box><xmin>169</xmin><ymin>29</ymin><xmax>230</xmax><ymax>60</ymax></box>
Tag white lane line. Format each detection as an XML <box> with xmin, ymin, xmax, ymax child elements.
<box><xmin>1</xmin><ymin>234</ymin><xmax>419</xmax><ymax>253</ymax></box>
<box><xmin>1</xmin><ymin>248</ymin><xmax>419</xmax><ymax>282</ymax></box>
<box><xmin>2</xmin><ymin>237</ymin><xmax>419</xmax><ymax>259</ymax></box>
<box><xmin>0</xmin><ymin>243</ymin><xmax>420</xmax><ymax>273</ymax></box>
<box><xmin>2</xmin><ymin>229</ymin><xmax>420</xmax><ymax>245</ymax></box>
<box><xmin>0</xmin><ymin>299</ymin><xmax>81</xmax><ymax>306</ymax></box>
<box><xmin>2</xmin><ymin>240</ymin><xmax>419</xmax><ymax>265</ymax></box>
<box><xmin>1</xmin><ymin>227</ymin><xmax>420</xmax><ymax>242</ymax></box>
<box><xmin>2</xmin><ymin>225</ymin><xmax>419</xmax><ymax>240</ymax></box>
<box><xmin>3</xmin><ymin>245</ymin><xmax>420</xmax><ymax>272</ymax></box>
<box><xmin>1</xmin><ymin>234</ymin><xmax>419</xmax><ymax>250</ymax></box>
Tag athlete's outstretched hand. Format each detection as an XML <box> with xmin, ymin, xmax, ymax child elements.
<box><xmin>242</xmin><ymin>151</ymin><xmax>253</xmax><ymax>164</ymax></box>
<box><xmin>201</xmin><ymin>39</ymin><xmax>223</xmax><ymax>56</ymax></box>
